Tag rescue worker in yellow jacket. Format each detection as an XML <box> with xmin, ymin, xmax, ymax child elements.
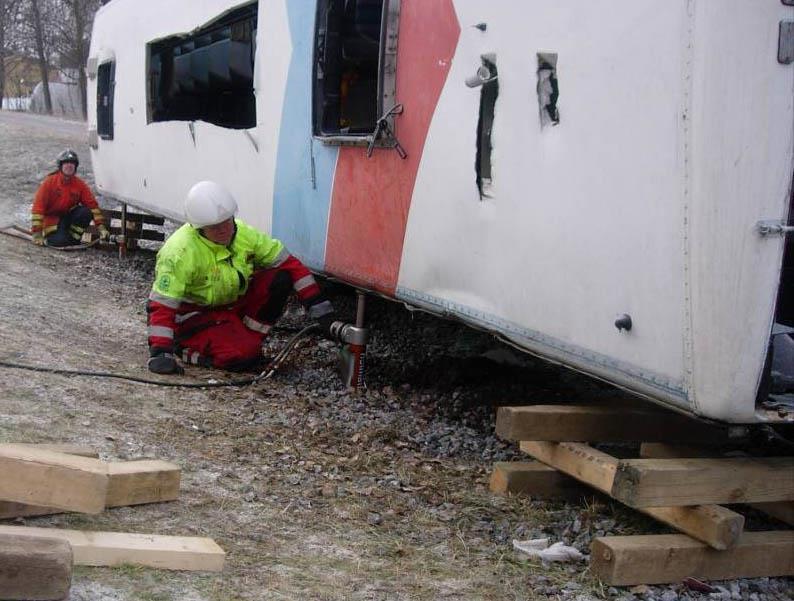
<box><xmin>147</xmin><ymin>181</ymin><xmax>336</xmax><ymax>374</ymax></box>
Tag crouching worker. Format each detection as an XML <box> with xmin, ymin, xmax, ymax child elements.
<box><xmin>31</xmin><ymin>149</ymin><xmax>109</xmax><ymax>247</ymax></box>
<box><xmin>146</xmin><ymin>181</ymin><xmax>336</xmax><ymax>374</ymax></box>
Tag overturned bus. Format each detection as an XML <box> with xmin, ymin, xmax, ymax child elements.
<box><xmin>87</xmin><ymin>0</ymin><xmax>794</xmax><ymax>424</ymax></box>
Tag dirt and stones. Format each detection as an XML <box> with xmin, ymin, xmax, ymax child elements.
<box><xmin>0</xmin><ymin>111</ymin><xmax>791</xmax><ymax>601</ymax></box>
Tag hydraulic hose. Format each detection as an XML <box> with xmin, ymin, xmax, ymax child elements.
<box><xmin>0</xmin><ymin>324</ymin><xmax>320</xmax><ymax>389</ymax></box>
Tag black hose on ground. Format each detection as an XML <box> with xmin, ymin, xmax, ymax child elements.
<box><xmin>0</xmin><ymin>324</ymin><xmax>320</xmax><ymax>389</ymax></box>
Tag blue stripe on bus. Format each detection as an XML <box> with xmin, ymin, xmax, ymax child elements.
<box><xmin>272</xmin><ymin>0</ymin><xmax>338</xmax><ymax>271</ymax></box>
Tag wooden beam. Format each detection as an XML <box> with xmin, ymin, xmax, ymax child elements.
<box><xmin>0</xmin><ymin>460</ymin><xmax>181</xmax><ymax>519</ymax></box>
<box><xmin>497</xmin><ymin>405</ymin><xmax>729</xmax><ymax>443</ymax></box>
<box><xmin>0</xmin><ymin>445</ymin><xmax>108</xmax><ymax>514</ymax></box>
<box><xmin>591</xmin><ymin>531</ymin><xmax>794</xmax><ymax>586</ymax></box>
<box><xmin>639</xmin><ymin>443</ymin><xmax>794</xmax><ymax>526</ymax></box>
<box><xmin>638</xmin><ymin>442</ymin><xmax>718</xmax><ymax>459</ymax></box>
<box><xmin>0</xmin><ymin>501</ymin><xmax>57</xmax><ymax>520</ymax></box>
<box><xmin>489</xmin><ymin>461</ymin><xmax>595</xmax><ymax>501</ymax></box>
<box><xmin>0</xmin><ymin>443</ymin><xmax>99</xmax><ymax>458</ymax></box>
<box><xmin>106</xmin><ymin>460</ymin><xmax>181</xmax><ymax>507</ymax></box>
<box><xmin>103</xmin><ymin>209</ymin><xmax>165</xmax><ymax>225</ymax></box>
<box><xmin>0</xmin><ymin>533</ymin><xmax>72</xmax><ymax>600</ymax></box>
<box><xmin>611</xmin><ymin>456</ymin><xmax>794</xmax><ymax>507</ymax></box>
<box><xmin>520</xmin><ymin>441</ymin><xmax>744</xmax><ymax>549</ymax></box>
<box><xmin>519</xmin><ymin>441</ymin><xmax>618</xmax><ymax>492</ymax></box>
<box><xmin>0</xmin><ymin>526</ymin><xmax>225</xmax><ymax>572</ymax></box>
<box><xmin>0</xmin><ymin>443</ymin><xmax>99</xmax><ymax>520</ymax></box>
<box><xmin>750</xmin><ymin>502</ymin><xmax>794</xmax><ymax>526</ymax></box>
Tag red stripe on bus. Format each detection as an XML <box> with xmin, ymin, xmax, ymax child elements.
<box><xmin>324</xmin><ymin>0</ymin><xmax>460</xmax><ymax>294</ymax></box>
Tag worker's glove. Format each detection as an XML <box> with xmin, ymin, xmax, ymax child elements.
<box><xmin>307</xmin><ymin>299</ymin><xmax>336</xmax><ymax>337</ymax></box>
<box><xmin>147</xmin><ymin>353</ymin><xmax>184</xmax><ymax>375</ymax></box>
<box><xmin>98</xmin><ymin>225</ymin><xmax>110</xmax><ymax>242</ymax></box>
<box><xmin>32</xmin><ymin>232</ymin><xmax>45</xmax><ymax>246</ymax></box>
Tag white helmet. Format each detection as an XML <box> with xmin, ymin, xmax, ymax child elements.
<box><xmin>184</xmin><ymin>181</ymin><xmax>238</xmax><ymax>228</ymax></box>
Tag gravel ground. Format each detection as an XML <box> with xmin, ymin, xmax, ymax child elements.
<box><xmin>0</xmin><ymin>110</ymin><xmax>791</xmax><ymax>601</ymax></box>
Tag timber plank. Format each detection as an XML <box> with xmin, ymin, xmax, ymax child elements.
<box><xmin>497</xmin><ymin>405</ymin><xmax>729</xmax><ymax>443</ymax></box>
<box><xmin>0</xmin><ymin>501</ymin><xmax>57</xmax><ymax>520</ymax></box>
<box><xmin>0</xmin><ymin>525</ymin><xmax>225</xmax><ymax>572</ymax></box>
<box><xmin>103</xmin><ymin>209</ymin><xmax>165</xmax><ymax>226</ymax></box>
<box><xmin>0</xmin><ymin>533</ymin><xmax>72</xmax><ymax>600</ymax></box>
<box><xmin>519</xmin><ymin>441</ymin><xmax>617</xmax><ymax>493</ymax></box>
<box><xmin>0</xmin><ymin>444</ymin><xmax>108</xmax><ymax>514</ymax></box>
<box><xmin>750</xmin><ymin>502</ymin><xmax>794</xmax><ymax>526</ymax></box>
<box><xmin>0</xmin><ymin>445</ymin><xmax>101</xmax><ymax>516</ymax></box>
<box><xmin>591</xmin><ymin>531</ymin><xmax>794</xmax><ymax>586</ymax></box>
<box><xmin>489</xmin><ymin>461</ymin><xmax>594</xmax><ymax>501</ymax></box>
<box><xmin>0</xmin><ymin>460</ymin><xmax>181</xmax><ymax>519</ymax></box>
<box><xmin>611</xmin><ymin>457</ymin><xmax>794</xmax><ymax>507</ymax></box>
<box><xmin>106</xmin><ymin>460</ymin><xmax>181</xmax><ymax>507</ymax></box>
<box><xmin>639</xmin><ymin>443</ymin><xmax>794</xmax><ymax>526</ymax></box>
<box><xmin>520</xmin><ymin>442</ymin><xmax>744</xmax><ymax>549</ymax></box>
<box><xmin>0</xmin><ymin>443</ymin><xmax>99</xmax><ymax>458</ymax></box>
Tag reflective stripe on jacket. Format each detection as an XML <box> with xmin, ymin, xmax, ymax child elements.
<box><xmin>147</xmin><ymin>220</ymin><xmax>321</xmax><ymax>353</ymax></box>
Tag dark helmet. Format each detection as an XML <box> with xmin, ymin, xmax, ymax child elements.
<box><xmin>56</xmin><ymin>148</ymin><xmax>79</xmax><ymax>170</ymax></box>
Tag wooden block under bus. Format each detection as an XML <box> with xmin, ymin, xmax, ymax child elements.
<box><xmin>0</xmin><ymin>525</ymin><xmax>225</xmax><ymax>572</ymax></box>
<box><xmin>520</xmin><ymin>441</ymin><xmax>744</xmax><ymax>550</ymax></box>
<box><xmin>0</xmin><ymin>444</ymin><xmax>108</xmax><ymax>514</ymax></box>
<box><xmin>489</xmin><ymin>461</ymin><xmax>594</xmax><ymax>501</ymax></box>
<box><xmin>750</xmin><ymin>501</ymin><xmax>794</xmax><ymax>526</ymax></box>
<box><xmin>496</xmin><ymin>405</ymin><xmax>730</xmax><ymax>443</ymax></box>
<box><xmin>0</xmin><ymin>460</ymin><xmax>181</xmax><ymax>520</ymax></box>
<box><xmin>639</xmin><ymin>443</ymin><xmax>794</xmax><ymax>526</ymax></box>
<box><xmin>591</xmin><ymin>531</ymin><xmax>794</xmax><ymax>586</ymax></box>
<box><xmin>611</xmin><ymin>456</ymin><xmax>794</xmax><ymax>507</ymax></box>
<box><xmin>0</xmin><ymin>533</ymin><xmax>72</xmax><ymax>600</ymax></box>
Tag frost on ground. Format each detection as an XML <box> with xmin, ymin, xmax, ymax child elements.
<box><xmin>0</xmin><ymin>111</ymin><xmax>791</xmax><ymax>601</ymax></box>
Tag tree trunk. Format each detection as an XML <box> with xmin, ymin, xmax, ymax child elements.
<box><xmin>0</xmin><ymin>54</ymin><xmax>5</xmax><ymax>109</ymax></box>
<box><xmin>0</xmin><ymin>0</ymin><xmax>7</xmax><ymax>109</ymax></box>
<box><xmin>0</xmin><ymin>39</ymin><xmax>5</xmax><ymax>109</ymax></box>
<box><xmin>30</xmin><ymin>0</ymin><xmax>52</xmax><ymax>114</ymax></box>
<box><xmin>74</xmin><ymin>0</ymin><xmax>87</xmax><ymax>119</ymax></box>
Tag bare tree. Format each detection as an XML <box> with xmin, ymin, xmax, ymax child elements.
<box><xmin>29</xmin><ymin>0</ymin><xmax>52</xmax><ymax>113</ymax></box>
<box><xmin>0</xmin><ymin>0</ymin><xmax>22</xmax><ymax>108</ymax></box>
<box><xmin>58</xmin><ymin>0</ymin><xmax>100</xmax><ymax>118</ymax></box>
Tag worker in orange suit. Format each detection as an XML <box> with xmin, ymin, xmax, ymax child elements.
<box><xmin>31</xmin><ymin>149</ymin><xmax>109</xmax><ymax>247</ymax></box>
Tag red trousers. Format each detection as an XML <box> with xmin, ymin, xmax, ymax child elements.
<box><xmin>175</xmin><ymin>269</ymin><xmax>290</xmax><ymax>370</ymax></box>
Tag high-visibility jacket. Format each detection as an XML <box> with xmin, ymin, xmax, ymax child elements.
<box><xmin>31</xmin><ymin>173</ymin><xmax>104</xmax><ymax>236</ymax></box>
<box><xmin>147</xmin><ymin>220</ymin><xmax>325</xmax><ymax>354</ymax></box>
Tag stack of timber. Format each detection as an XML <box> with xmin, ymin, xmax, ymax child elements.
<box><xmin>102</xmin><ymin>206</ymin><xmax>165</xmax><ymax>254</ymax></box>
<box><xmin>0</xmin><ymin>443</ymin><xmax>224</xmax><ymax>600</ymax></box>
<box><xmin>492</xmin><ymin>404</ymin><xmax>794</xmax><ymax>586</ymax></box>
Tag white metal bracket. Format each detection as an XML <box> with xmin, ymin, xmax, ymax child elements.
<box><xmin>756</xmin><ymin>220</ymin><xmax>794</xmax><ymax>237</ymax></box>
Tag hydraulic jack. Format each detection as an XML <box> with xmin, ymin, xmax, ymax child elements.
<box><xmin>328</xmin><ymin>291</ymin><xmax>369</xmax><ymax>389</ymax></box>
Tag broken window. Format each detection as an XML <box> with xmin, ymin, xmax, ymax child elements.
<box><xmin>97</xmin><ymin>61</ymin><xmax>115</xmax><ymax>140</ymax></box>
<box><xmin>312</xmin><ymin>0</ymin><xmax>400</xmax><ymax>143</ymax></box>
<box><xmin>537</xmin><ymin>53</ymin><xmax>559</xmax><ymax>128</ymax></box>
<box><xmin>476</xmin><ymin>56</ymin><xmax>498</xmax><ymax>199</ymax></box>
<box><xmin>147</xmin><ymin>3</ymin><xmax>257</xmax><ymax>129</ymax></box>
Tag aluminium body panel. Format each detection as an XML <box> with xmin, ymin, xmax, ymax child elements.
<box><xmin>87</xmin><ymin>0</ymin><xmax>793</xmax><ymax>423</ymax></box>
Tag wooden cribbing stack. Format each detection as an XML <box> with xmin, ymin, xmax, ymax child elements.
<box><xmin>0</xmin><ymin>443</ymin><xmax>224</xmax><ymax>600</ymax></box>
<box><xmin>102</xmin><ymin>206</ymin><xmax>165</xmax><ymax>256</ymax></box>
<box><xmin>492</xmin><ymin>404</ymin><xmax>794</xmax><ymax>586</ymax></box>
